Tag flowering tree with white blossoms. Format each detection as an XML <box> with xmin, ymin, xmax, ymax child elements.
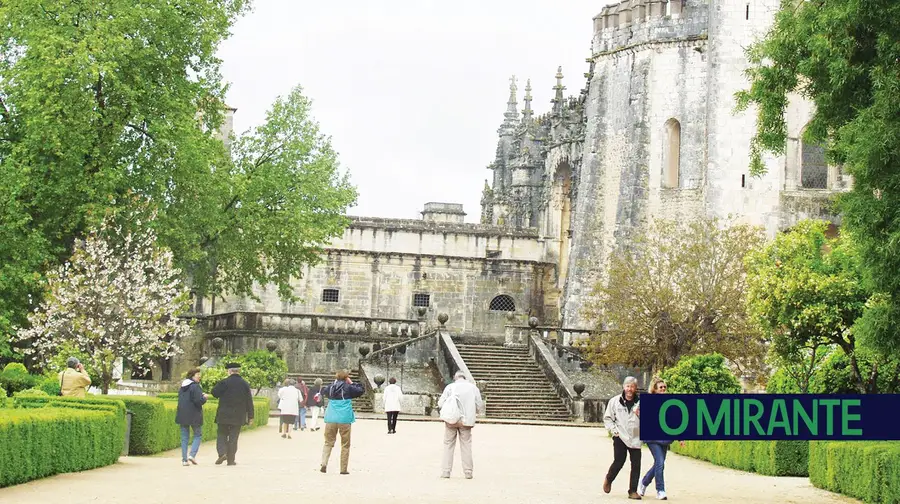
<box><xmin>16</xmin><ymin>217</ymin><xmax>190</xmax><ymax>394</ymax></box>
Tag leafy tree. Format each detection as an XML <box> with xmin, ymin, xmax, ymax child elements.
<box><xmin>746</xmin><ymin>220</ymin><xmax>873</xmax><ymax>392</ymax></box>
<box><xmin>660</xmin><ymin>354</ymin><xmax>742</xmax><ymax>394</ymax></box>
<box><xmin>201</xmin><ymin>350</ymin><xmax>287</xmax><ymax>395</ymax></box>
<box><xmin>0</xmin><ymin>0</ymin><xmax>357</xmax><ymax>356</ymax></box>
<box><xmin>15</xmin><ymin>217</ymin><xmax>191</xmax><ymax>394</ymax></box>
<box><xmin>736</xmin><ymin>0</ymin><xmax>900</xmax><ymax>357</ymax></box>
<box><xmin>43</xmin><ymin>341</ymin><xmax>102</xmax><ymax>387</ymax></box>
<box><xmin>582</xmin><ymin>218</ymin><xmax>767</xmax><ymax>376</ymax></box>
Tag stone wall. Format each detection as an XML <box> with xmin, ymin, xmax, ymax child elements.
<box><xmin>215</xmin><ymin>251</ymin><xmax>556</xmax><ymax>339</ymax></box>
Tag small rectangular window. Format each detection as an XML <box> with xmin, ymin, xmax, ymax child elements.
<box><xmin>413</xmin><ymin>293</ymin><xmax>431</xmax><ymax>307</ymax></box>
<box><xmin>321</xmin><ymin>288</ymin><xmax>340</xmax><ymax>303</ymax></box>
<box><xmin>746</xmin><ymin>4</ymin><xmax>750</xmax><ymax>20</ymax></box>
<box><xmin>741</xmin><ymin>174</ymin><xmax>746</xmax><ymax>188</ymax></box>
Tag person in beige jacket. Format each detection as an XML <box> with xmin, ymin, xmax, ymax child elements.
<box><xmin>58</xmin><ymin>357</ymin><xmax>91</xmax><ymax>398</ymax></box>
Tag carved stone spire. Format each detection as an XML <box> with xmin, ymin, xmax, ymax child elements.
<box><xmin>502</xmin><ymin>75</ymin><xmax>519</xmax><ymax>128</ymax></box>
<box><xmin>551</xmin><ymin>66</ymin><xmax>566</xmax><ymax>116</ymax></box>
<box><xmin>523</xmin><ymin>79</ymin><xmax>533</xmax><ymax>121</ymax></box>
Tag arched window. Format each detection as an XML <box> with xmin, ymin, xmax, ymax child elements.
<box><xmin>489</xmin><ymin>295</ymin><xmax>516</xmax><ymax>312</ymax></box>
<box><xmin>800</xmin><ymin>138</ymin><xmax>828</xmax><ymax>189</ymax></box>
<box><xmin>663</xmin><ymin>118</ymin><xmax>681</xmax><ymax>189</ymax></box>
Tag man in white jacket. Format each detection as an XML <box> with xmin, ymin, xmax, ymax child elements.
<box><xmin>602</xmin><ymin>376</ymin><xmax>642</xmax><ymax>500</ymax></box>
<box><xmin>437</xmin><ymin>371</ymin><xmax>484</xmax><ymax>480</ymax></box>
<box><xmin>382</xmin><ymin>377</ymin><xmax>404</xmax><ymax>434</ymax></box>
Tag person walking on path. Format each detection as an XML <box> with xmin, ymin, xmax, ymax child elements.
<box><xmin>58</xmin><ymin>357</ymin><xmax>91</xmax><ymax>398</ymax></box>
<box><xmin>603</xmin><ymin>376</ymin><xmax>643</xmax><ymax>500</ymax></box>
<box><xmin>638</xmin><ymin>377</ymin><xmax>684</xmax><ymax>501</ymax></box>
<box><xmin>382</xmin><ymin>377</ymin><xmax>403</xmax><ymax>434</ymax></box>
<box><xmin>277</xmin><ymin>378</ymin><xmax>303</xmax><ymax>439</ymax></box>
<box><xmin>437</xmin><ymin>371</ymin><xmax>484</xmax><ymax>480</ymax></box>
<box><xmin>319</xmin><ymin>370</ymin><xmax>365</xmax><ymax>474</ymax></box>
<box><xmin>294</xmin><ymin>378</ymin><xmax>310</xmax><ymax>431</ymax></box>
<box><xmin>211</xmin><ymin>363</ymin><xmax>255</xmax><ymax>466</ymax></box>
<box><xmin>307</xmin><ymin>378</ymin><xmax>324</xmax><ymax>431</ymax></box>
<box><xmin>175</xmin><ymin>368</ymin><xmax>208</xmax><ymax>466</ymax></box>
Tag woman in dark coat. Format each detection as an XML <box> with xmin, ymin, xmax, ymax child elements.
<box><xmin>176</xmin><ymin>368</ymin><xmax>208</xmax><ymax>466</ymax></box>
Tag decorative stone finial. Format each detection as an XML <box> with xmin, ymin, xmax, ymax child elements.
<box><xmin>552</xmin><ymin>66</ymin><xmax>566</xmax><ymax>116</ymax></box>
<box><xmin>574</xmin><ymin>383</ymin><xmax>586</xmax><ymax>399</ymax></box>
<box><xmin>528</xmin><ymin>316</ymin><xmax>539</xmax><ymax>329</ymax></box>
<box><xmin>211</xmin><ymin>337</ymin><xmax>224</xmax><ymax>350</ymax></box>
<box><xmin>358</xmin><ymin>345</ymin><xmax>371</xmax><ymax>358</ymax></box>
<box><xmin>523</xmin><ymin>78</ymin><xmax>533</xmax><ymax>120</ymax></box>
<box><xmin>265</xmin><ymin>340</ymin><xmax>277</xmax><ymax>352</ymax></box>
<box><xmin>374</xmin><ymin>375</ymin><xmax>386</xmax><ymax>388</ymax></box>
<box><xmin>438</xmin><ymin>313</ymin><xmax>449</xmax><ymax>326</ymax></box>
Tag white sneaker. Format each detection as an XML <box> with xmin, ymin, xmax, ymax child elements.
<box><xmin>637</xmin><ymin>482</ymin><xmax>646</xmax><ymax>496</ymax></box>
<box><xmin>657</xmin><ymin>491</ymin><xmax>667</xmax><ymax>500</ymax></box>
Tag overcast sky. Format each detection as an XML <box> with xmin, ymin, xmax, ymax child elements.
<box><xmin>218</xmin><ymin>1</ymin><xmax>607</xmax><ymax>222</ymax></box>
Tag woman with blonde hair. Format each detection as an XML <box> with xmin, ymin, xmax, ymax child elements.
<box><xmin>638</xmin><ymin>376</ymin><xmax>684</xmax><ymax>500</ymax></box>
<box><xmin>277</xmin><ymin>378</ymin><xmax>303</xmax><ymax>439</ymax></box>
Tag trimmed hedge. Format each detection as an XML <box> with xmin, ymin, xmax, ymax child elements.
<box><xmin>101</xmin><ymin>395</ymin><xmax>270</xmax><ymax>455</ymax></box>
<box><xmin>809</xmin><ymin>441</ymin><xmax>900</xmax><ymax>504</ymax></box>
<box><xmin>0</xmin><ymin>407</ymin><xmax>122</xmax><ymax>487</ymax></box>
<box><xmin>671</xmin><ymin>440</ymin><xmax>808</xmax><ymax>476</ymax></box>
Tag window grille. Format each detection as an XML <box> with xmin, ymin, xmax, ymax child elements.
<box><xmin>801</xmin><ymin>142</ymin><xmax>828</xmax><ymax>189</ymax></box>
<box><xmin>489</xmin><ymin>295</ymin><xmax>516</xmax><ymax>312</ymax></box>
<box><xmin>413</xmin><ymin>293</ymin><xmax>431</xmax><ymax>308</ymax></box>
<box><xmin>321</xmin><ymin>289</ymin><xmax>340</xmax><ymax>303</ymax></box>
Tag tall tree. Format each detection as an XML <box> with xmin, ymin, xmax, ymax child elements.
<box><xmin>16</xmin><ymin>216</ymin><xmax>190</xmax><ymax>394</ymax></box>
<box><xmin>736</xmin><ymin>0</ymin><xmax>900</xmax><ymax>356</ymax></box>
<box><xmin>0</xmin><ymin>1</ymin><xmax>357</xmax><ymax>355</ymax></box>
<box><xmin>745</xmin><ymin>220</ymin><xmax>873</xmax><ymax>393</ymax></box>
<box><xmin>581</xmin><ymin>218</ymin><xmax>767</xmax><ymax>376</ymax></box>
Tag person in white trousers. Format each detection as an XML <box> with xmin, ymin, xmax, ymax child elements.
<box><xmin>307</xmin><ymin>378</ymin><xmax>324</xmax><ymax>431</ymax></box>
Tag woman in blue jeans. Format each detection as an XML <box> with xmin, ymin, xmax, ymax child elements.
<box><xmin>638</xmin><ymin>377</ymin><xmax>683</xmax><ymax>500</ymax></box>
<box><xmin>175</xmin><ymin>368</ymin><xmax>208</xmax><ymax>466</ymax></box>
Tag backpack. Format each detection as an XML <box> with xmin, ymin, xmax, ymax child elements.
<box><xmin>439</xmin><ymin>384</ymin><xmax>464</xmax><ymax>425</ymax></box>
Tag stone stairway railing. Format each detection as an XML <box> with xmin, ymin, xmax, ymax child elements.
<box><xmin>204</xmin><ymin>310</ymin><xmax>424</xmax><ymax>338</ymax></box>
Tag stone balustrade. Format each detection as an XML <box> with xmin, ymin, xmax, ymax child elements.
<box><xmin>205</xmin><ymin>311</ymin><xmax>423</xmax><ymax>338</ymax></box>
<box><xmin>591</xmin><ymin>0</ymin><xmax>709</xmax><ymax>56</ymax></box>
<box><xmin>504</xmin><ymin>324</ymin><xmax>593</xmax><ymax>347</ymax></box>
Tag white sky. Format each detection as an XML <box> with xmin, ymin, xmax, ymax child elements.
<box><xmin>218</xmin><ymin>1</ymin><xmax>607</xmax><ymax>222</ymax></box>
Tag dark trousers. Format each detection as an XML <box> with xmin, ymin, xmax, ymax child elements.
<box><xmin>606</xmin><ymin>436</ymin><xmax>642</xmax><ymax>493</ymax></box>
<box><xmin>386</xmin><ymin>411</ymin><xmax>399</xmax><ymax>432</ymax></box>
<box><xmin>216</xmin><ymin>423</ymin><xmax>242</xmax><ymax>463</ymax></box>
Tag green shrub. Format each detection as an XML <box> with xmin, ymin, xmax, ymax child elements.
<box><xmin>660</xmin><ymin>354</ymin><xmax>742</xmax><ymax>394</ymax></box>
<box><xmin>14</xmin><ymin>387</ymin><xmax>49</xmax><ymax>397</ymax></box>
<box><xmin>0</xmin><ymin>407</ymin><xmax>122</xmax><ymax>487</ymax></box>
<box><xmin>809</xmin><ymin>441</ymin><xmax>900</xmax><ymax>503</ymax></box>
<box><xmin>0</xmin><ymin>363</ymin><xmax>37</xmax><ymax>394</ymax></box>
<box><xmin>201</xmin><ymin>351</ymin><xmax>287</xmax><ymax>393</ymax></box>
<box><xmin>0</xmin><ymin>385</ymin><xmax>6</xmax><ymax>408</ymax></box>
<box><xmin>671</xmin><ymin>440</ymin><xmax>808</xmax><ymax>476</ymax></box>
<box><xmin>156</xmin><ymin>392</ymin><xmax>178</xmax><ymax>400</ymax></box>
<box><xmin>36</xmin><ymin>373</ymin><xmax>62</xmax><ymax>396</ymax></box>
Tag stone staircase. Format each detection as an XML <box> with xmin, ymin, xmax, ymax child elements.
<box><xmin>287</xmin><ymin>370</ymin><xmax>373</xmax><ymax>412</ymax></box>
<box><xmin>456</xmin><ymin>344</ymin><xmax>571</xmax><ymax>422</ymax></box>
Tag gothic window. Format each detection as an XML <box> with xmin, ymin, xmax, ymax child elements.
<box><xmin>663</xmin><ymin>118</ymin><xmax>681</xmax><ymax>189</ymax></box>
<box><xmin>489</xmin><ymin>295</ymin><xmax>516</xmax><ymax>312</ymax></box>
<box><xmin>321</xmin><ymin>288</ymin><xmax>340</xmax><ymax>303</ymax></box>
<box><xmin>800</xmin><ymin>139</ymin><xmax>828</xmax><ymax>189</ymax></box>
<box><xmin>413</xmin><ymin>293</ymin><xmax>431</xmax><ymax>308</ymax></box>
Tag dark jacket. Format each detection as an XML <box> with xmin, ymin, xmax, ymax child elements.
<box><xmin>322</xmin><ymin>380</ymin><xmax>365</xmax><ymax>400</ymax></box>
<box><xmin>211</xmin><ymin>373</ymin><xmax>255</xmax><ymax>425</ymax></box>
<box><xmin>307</xmin><ymin>385</ymin><xmax>324</xmax><ymax>407</ymax></box>
<box><xmin>296</xmin><ymin>381</ymin><xmax>309</xmax><ymax>407</ymax></box>
<box><xmin>175</xmin><ymin>379</ymin><xmax>207</xmax><ymax>426</ymax></box>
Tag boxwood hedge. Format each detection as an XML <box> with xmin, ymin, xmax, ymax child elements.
<box><xmin>0</xmin><ymin>407</ymin><xmax>123</xmax><ymax>487</ymax></box>
<box><xmin>809</xmin><ymin>441</ymin><xmax>900</xmax><ymax>504</ymax></box>
<box><xmin>671</xmin><ymin>440</ymin><xmax>809</xmax><ymax>476</ymax></box>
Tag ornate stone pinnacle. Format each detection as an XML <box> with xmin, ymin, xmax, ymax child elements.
<box><xmin>508</xmin><ymin>75</ymin><xmax>518</xmax><ymax>104</ymax></box>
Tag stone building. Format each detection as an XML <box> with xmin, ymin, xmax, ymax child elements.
<box><xmin>481</xmin><ymin>0</ymin><xmax>847</xmax><ymax>329</ymax></box>
<box><xmin>163</xmin><ymin>0</ymin><xmax>845</xmax><ymax>416</ymax></box>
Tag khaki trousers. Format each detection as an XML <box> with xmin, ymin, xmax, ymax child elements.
<box><xmin>321</xmin><ymin>423</ymin><xmax>352</xmax><ymax>472</ymax></box>
<box><xmin>442</xmin><ymin>422</ymin><xmax>473</xmax><ymax>475</ymax></box>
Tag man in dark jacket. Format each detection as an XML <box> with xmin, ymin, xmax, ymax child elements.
<box><xmin>211</xmin><ymin>363</ymin><xmax>254</xmax><ymax>466</ymax></box>
<box><xmin>175</xmin><ymin>368</ymin><xmax>208</xmax><ymax>466</ymax></box>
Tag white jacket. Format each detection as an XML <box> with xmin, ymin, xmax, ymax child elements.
<box><xmin>277</xmin><ymin>386</ymin><xmax>303</xmax><ymax>416</ymax></box>
<box><xmin>382</xmin><ymin>383</ymin><xmax>404</xmax><ymax>412</ymax></box>
<box><xmin>438</xmin><ymin>379</ymin><xmax>484</xmax><ymax>427</ymax></box>
<box><xmin>603</xmin><ymin>394</ymin><xmax>641</xmax><ymax>449</ymax></box>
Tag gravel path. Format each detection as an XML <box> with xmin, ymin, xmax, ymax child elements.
<box><xmin>0</xmin><ymin>418</ymin><xmax>859</xmax><ymax>503</ymax></box>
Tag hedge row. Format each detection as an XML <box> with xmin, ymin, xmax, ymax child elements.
<box><xmin>111</xmin><ymin>395</ymin><xmax>269</xmax><ymax>455</ymax></box>
<box><xmin>670</xmin><ymin>440</ymin><xmax>809</xmax><ymax>476</ymax></box>
<box><xmin>0</xmin><ymin>407</ymin><xmax>122</xmax><ymax>487</ymax></box>
<box><xmin>809</xmin><ymin>441</ymin><xmax>900</xmax><ymax>504</ymax></box>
